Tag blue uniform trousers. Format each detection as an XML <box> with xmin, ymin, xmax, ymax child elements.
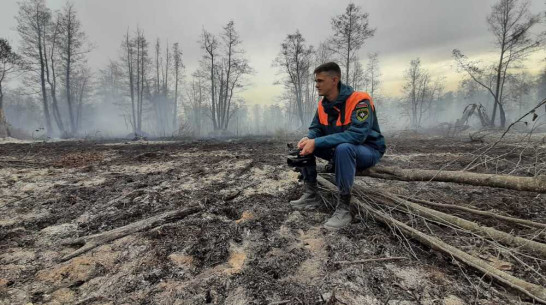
<box><xmin>302</xmin><ymin>143</ymin><xmax>382</xmax><ymax>195</ymax></box>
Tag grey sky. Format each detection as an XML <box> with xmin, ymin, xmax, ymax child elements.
<box><xmin>1</xmin><ymin>0</ymin><xmax>545</xmax><ymax>104</ymax></box>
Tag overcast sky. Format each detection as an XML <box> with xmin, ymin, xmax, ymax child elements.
<box><xmin>1</xmin><ymin>0</ymin><xmax>545</xmax><ymax>105</ymax></box>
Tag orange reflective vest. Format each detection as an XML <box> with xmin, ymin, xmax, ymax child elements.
<box><xmin>317</xmin><ymin>92</ymin><xmax>374</xmax><ymax>126</ymax></box>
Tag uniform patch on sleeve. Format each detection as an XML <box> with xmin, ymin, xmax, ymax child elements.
<box><xmin>355</xmin><ymin>101</ymin><xmax>368</xmax><ymax>109</ymax></box>
<box><xmin>356</xmin><ymin>107</ymin><xmax>369</xmax><ymax>122</ymax></box>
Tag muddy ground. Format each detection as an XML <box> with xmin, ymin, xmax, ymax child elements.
<box><xmin>1</xmin><ymin>132</ymin><xmax>545</xmax><ymax>305</ymax></box>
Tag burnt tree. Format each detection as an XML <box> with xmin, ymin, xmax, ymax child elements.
<box><xmin>16</xmin><ymin>0</ymin><xmax>54</xmax><ymax>135</ymax></box>
<box><xmin>453</xmin><ymin>0</ymin><xmax>541</xmax><ymax>127</ymax></box>
<box><xmin>329</xmin><ymin>3</ymin><xmax>375</xmax><ymax>85</ymax></box>
<box><xmin>273</xmin><ymin>31</ymin><xmax>314</xmax><ymax>127</ymax></box>
<box><xmin>0</xmin><ymin>39</ymin><xmax>20</xmax><ymax>137</ymax></box>
<box><xmin>200</xmin><ymin>21</ymin><xmax>251</xmax><ymax>131</ymax></box>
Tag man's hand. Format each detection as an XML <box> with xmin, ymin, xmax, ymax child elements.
<box><xmin>297</xmin><ymin>137</ymin><xmax>309</xmax><ymax>149</ymax></box>
<box><xmin>300</xmin><ymin>139</ymin><xmax>315</xmax><ymax>156</ymax></box>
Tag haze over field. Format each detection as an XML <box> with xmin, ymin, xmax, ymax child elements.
<box><xmin>0</xmin><ymin>0</ymin><xmax>545</xmax><ymax>137</ymax></box>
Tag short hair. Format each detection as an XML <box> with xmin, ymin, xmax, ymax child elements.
<box><xmin>313</xmin><ymin>62</ymin><xmax>341</xmax><ymax>78</ymax></box>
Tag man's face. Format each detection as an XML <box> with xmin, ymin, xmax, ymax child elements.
<box><xmin>314</xmin><ymin>72</ymin><xmax>338</xmax><ymax>97</ymax></box>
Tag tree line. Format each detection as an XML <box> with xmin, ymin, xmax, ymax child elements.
<box><xmin>0</xmin><ymin>0</ymin><xmax>545</xmax><ymax>139</ymax></box>
<box><xmin>0</xmin><ymin>0</ymin><xmax>254</xmax><ymax>138</ymax></box>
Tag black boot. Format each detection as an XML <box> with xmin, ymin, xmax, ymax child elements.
<box><xmin>324</xmin><ymin>193</ymin><xmax>352</xmax><ymax>229</ymax></box>
<box><xmin>290</xmin><ymin>181</ymin><xmax>321</xmax><ymax>210</ymax></box>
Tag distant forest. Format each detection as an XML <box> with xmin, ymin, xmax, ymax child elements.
<box><xmin>0</xmin><ymin>0</ymin><xmax>545</xmax><ymax>139</ymax></box>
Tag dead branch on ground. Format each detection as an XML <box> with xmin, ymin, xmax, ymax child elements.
<box><xmin>365</xmin><ymin>188</ymin><xmax>546</xmax><ymax>259</ymax></box>
<box><xmin>316</xmin><ymin>176</ymin><xmax>546</xmax><ymax>304</ymax></box>
<box><xmin>399</xmin><ymin>195</ymin><xmax>546</xmax><ymax>230</ymax></box>
<box><xmin>363</xmin><ymin>165</ymin><xmax>546</xmax><ymax>193</ymax></box>
<box><xmin>335</xmin><ymin>257</ymin><xmax>407</xmax><ymax>265</ymax></box>
<box><xmin>60</xmin><ymin>206</ymin><xmax>201</xmax><ymax>262</ymax></box>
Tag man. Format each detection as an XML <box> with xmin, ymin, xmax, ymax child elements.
<box><xmin>291</xmin><ymin>62</ymin><xmax>386</xmax><ymax>229</ymax></box>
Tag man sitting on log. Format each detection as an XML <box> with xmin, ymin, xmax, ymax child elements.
<box><xmin>292</xmin><ymin>62</ymin><xmax>386</xmax><ymax>229</ymax></box>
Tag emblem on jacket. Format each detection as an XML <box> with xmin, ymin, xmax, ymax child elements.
<box><xmin>356</xmin><ymin>107</ymin><xmax>369</xmax><ymax>122</ymax></box>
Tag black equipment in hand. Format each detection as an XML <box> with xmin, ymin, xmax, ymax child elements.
<box><xmin>286</xmin><ymin>143</ymin><xmax>316</xmax><ymax>168</ymax></box>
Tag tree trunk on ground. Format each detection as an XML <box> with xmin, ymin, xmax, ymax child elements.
<box><xmin>363</xmin><ymin>166</ymin><xmax>546</xmax><ymax>193</ymax></box>
<box><xmin>60</xmin><ymin>206</ymin><xmax>201</xmax><ymax>262</ymax></box>
<box><xmin>400</xmin><ymin>195</ymin><xmax>546</xmax><ymax>230</ymax></box>
<box><xmin>365</xmin><ymin>188</ymin><xmax>546</xmax><ymax>259</ymax></box>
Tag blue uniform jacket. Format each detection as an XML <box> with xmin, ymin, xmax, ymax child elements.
<box><xmin>307</xmin><ymin>83</ymin><xmax>386</xmax><ymax>155</ymax></box>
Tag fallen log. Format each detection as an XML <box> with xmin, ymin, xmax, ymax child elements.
<box><xmin>400</xmin><ymin>195</ymin><xmax>546</xmax><ymax>230</ymax></box>
<box><xmin>362</xmin><ymin>188</ymin><xmax>546</xmax><ymax>259</ymax></box>
<box><xmin>317</xmin><ymin>176</ymin><xmax>546</xmax><ymax>304</ymax></box>
<box><xmin>362</xmin><ymin>165</ymin><xmax>546</xmax><ymax>193</ymax></box>
<box><xmin>60</xmin><ymin>206</ymin><xmax>201</xmax><ymax>262</ymax></box>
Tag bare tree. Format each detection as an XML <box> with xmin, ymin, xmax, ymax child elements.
<box><xmin>199</xmin><ymin>28</ymin><xmax>219</xmax><ymax>129</ymax></box>
<box><xmin>0</xmin><ymin>39</ymin><xmax>20</xmax><ymax>137</ymax></box>
<box><xmin>120</xmin><ymin>28</ymin><xmax>149</xmax><ymax>136</ymax></box>
<box><xmin>349</xmin><ymin>56</ymin><xmax>365</xmax><ymax>90</ymax></box>
<box><xmin>150</xmin><ymin>38</ymin><xmax>175</xmax><ymax>136</ymax></box>
<box><xmin>172</xmin><ymin>42</ymin><xmax>183</xmax><ymax>131</ymax></box>
<box><xmin>57</xmin><ymin>2</ymin><xmax>91</xmax><ymax>135</ymax></box>
<box><xmin>286</xmin><ymin>40</ymin><xmax>334</xmax><ymax>128</ymax></box>
<box><xmin>73</xmin><ymin>65</ymin><xmax>92</xmax><ymax>131</ymax></box>
<box><xmin>96</xmin><ymin>60</ymin><xmax>123</xmax><ymax>108</ymax></box>
<box><xmin>44</xmin><ymin>14</ymin><xmax>65</xmax><ymax>135</ymax></box>
<box><xmin>218</xmin><ymin>21</ymin><xmax>251</xmax><ymax>130</ymax></box>
<box><xmin>453</xmin><ymin>0</ymin><xmax>541</xmax><ymax>127</ymax></box>
<box><xmin>329</xmin><ymin>3</ymin><xmax>375</xmax><ymax>84</ymax></box>
<box><xmin>155</xmin><ymin>39</ymin><xmax>161</xmax><ymax>94</ymax></box>
<box><xmin>185</xmin><ymin>70</ymin><xmax>207</xmax><ymax>136</ymax></box>
<box><xmin>273</xmin><ymin>30</ymin><xmax>314</xmax><ymax>127</ymax></box>
<box><xmin>122</xmin><ymin>30</ymin><xmax>136</xmax><ymax>134</ymax></box>
<box><xmin>16</xmin><ymin>0</ymin><xmax>54</xmax><ymax>135</ymax></box>
<box><xmin>134</xmin><ymin>29</ymin><xmax>148</xmax><ymax>135</ymax></box>
<box><xmin>403</xmin><ymin>58</ymin><xmax>444</xmax><ymax>128</ymax></box>
<box><xmin>200</xmin><ymin>21</ymin><xmax>251</xmax><ymax>132</ymax></box>
<box><xmin>315</xmin><ymin>42</ymin><xmax>333</xmax><ymax>66</ymax></box>
<box><xmin>506</xmin><ymin>72</ymin><xmax>534</xmax><ymax>115</ymax></box>
<box><xmin>404</xmin><ymin>58</ymin><xmax>425</xmax><ymax>128</ymax></box>
<box><xmin>16</xmin><ymin>0</ymin><xmax>88</xmax><ymax>137</ymax></box>
<box><xmin>364</xmin><ymin>52</ymin><xmax>381</xmax><ymax>97</ymax></box>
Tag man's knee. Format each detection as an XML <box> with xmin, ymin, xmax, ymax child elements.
<box><xmin>335</xmin><ymin>143</ymin><xmax>355</xmax><ymax>157</ymax></box>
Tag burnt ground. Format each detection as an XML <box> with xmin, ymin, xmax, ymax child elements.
<box><xmin>1</xmin><ymin>133</ymin><xmax>545</xmax><ymax>305</ymax></box>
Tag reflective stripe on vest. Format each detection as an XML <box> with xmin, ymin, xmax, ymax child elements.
<box><xmin>317</xmin><ymin>92</ymin><xmax>374</xmax><ymax>126</ymax></box>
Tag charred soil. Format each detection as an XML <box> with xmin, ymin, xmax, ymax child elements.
<box><xmin>1</xmin><ymin>134</ymin><xmax>545</xmax><ymax>304</ymax></box>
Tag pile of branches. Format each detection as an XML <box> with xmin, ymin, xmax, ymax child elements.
<box><xmin>318</xmin><ymin>175</ymin><xmax>546</xmax><ymax>303</ymax></box>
